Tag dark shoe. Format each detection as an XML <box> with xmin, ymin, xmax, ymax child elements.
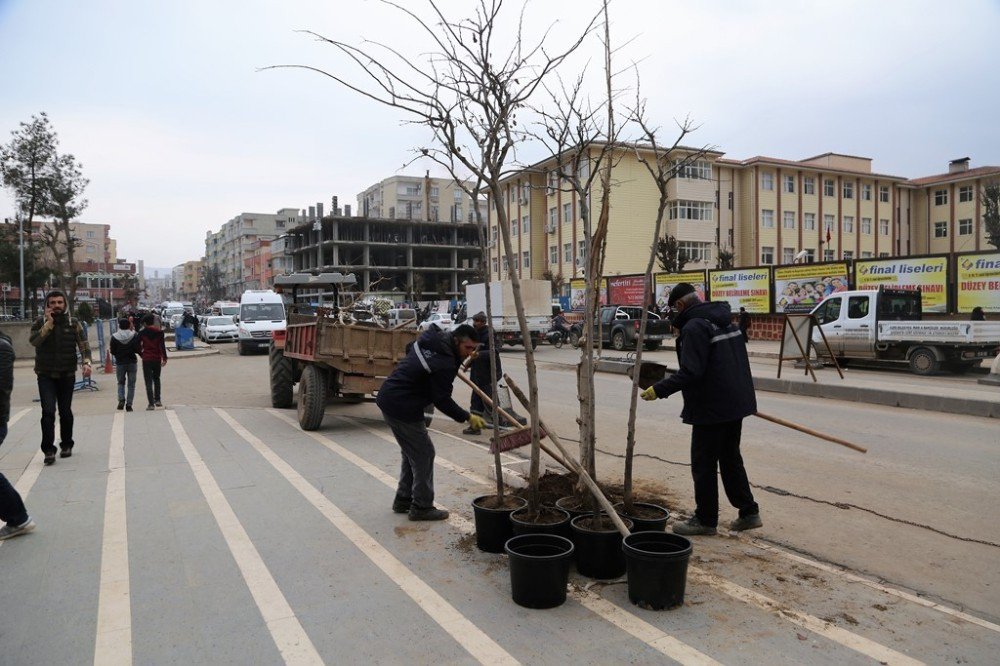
<box><xmin>146</xmin><ymin>405</ymin><xmax>155</xmax><ymax>411</ymax></box>
<box><xmin>672</xmin><ymin>515</ymin><xmax>717</xmax><ymax>536</ymax></box>
<box><xmin>43</xmin><ymin>454</ymin><xmax>56</xmax><ymax>465</ymax></box>
<box><xmin>59</xmin><ymin>447</ymin><xmax>73</xmax><ymax>458</ymax></box>
<box><xmin>462</xmin><ymin>426</ymin><xmax>481</xmax><ymax>435</ymax></box>
<box><xmin>408</xmin><ymin>507</ymin><xmax>449</xmax><ymax>521</ymax></box>
<box><xmin>729</xmin><ymin>514</ymin><xmax>763</xmax><ymax>532</ymax></box>
<box><xmin>154</xmin><ymin>401</ymin><xmax>163</xmax><ymax>408</ymax></box>
<box><xmin>125</xmin><ymin>405</ymin><xmax>134</xmax><ymax>412</ymax></box>
<box><xmin>117</xmin><ymin>400</ymin><xmax>125</xmax><ymax>410</ymax></box>
<box><xmin>0</xmin><ymin>518</ymin><xmax>36</xmax><ymax>541</ymax></box>
<box><xmin>392</xmin><ymin>495</ymin><xmax>412</xmax><ymax>514</ymax></box>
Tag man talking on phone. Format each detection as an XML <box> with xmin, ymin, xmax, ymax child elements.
<box><xmin>29</xmin><ymin>290</ymin><xmax>92</xmax><ymax>465</ymax></box>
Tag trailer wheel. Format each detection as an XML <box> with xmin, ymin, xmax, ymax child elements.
<box><xmin>269</xmin><ymin>344</ymin><xmax>294</xmax><ymax>408</ymax></box>
<box><xmin>612</xmin><ymin>330</ymin><xmax>627</xmax><ymax>351</ymax></box>
<box><xmin>909</xmin><ymin>347</ymin><xmax>939</xmax><ymax>376</ymax></box>
<box><xmin>297</xmin><ymin>365</ymin><xmax>327</xmax><ymax>430</ymax></box>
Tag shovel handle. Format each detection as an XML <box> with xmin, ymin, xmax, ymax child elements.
<box><xmin>753</xmin><ymin>411</ymin><xmax>867</xmax><ymax>454</ymax></box>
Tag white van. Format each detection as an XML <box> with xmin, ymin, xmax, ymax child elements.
<box><xmin>386</xmin><ymin>308</ymin><xmax>417</xmax><ymax>328</ymax></box>
<box><xmin>211</xmin><ymin>300</ymin><xmax>240</xmax><ymax>318</ymax></box>
<box><xmin>238</xmin><ymin>290</ymin><xmax>286</xmax><ymax>355</ymax></box>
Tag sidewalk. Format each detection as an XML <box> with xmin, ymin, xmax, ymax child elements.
<box><xmin>13</xmin><ymin>340</ymin><xmax>220</xmax><ymax>368</ymax></box>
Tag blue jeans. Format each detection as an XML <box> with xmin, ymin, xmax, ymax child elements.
<box><xmin>116</xmin><ymin>362</ymin><xmax>137</xmax><ymax>405</ymax></box>
<box><xmin>37</xmin><ymin>374</ymin><xmax>76</xmax><ymax>455</ymax></box>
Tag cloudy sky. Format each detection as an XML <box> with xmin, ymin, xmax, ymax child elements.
<box><xmin>1</xmin><ymin>0</ymin><xmax>997</xmax><ymax>272</ymax></box>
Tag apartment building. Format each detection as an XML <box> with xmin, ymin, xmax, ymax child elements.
<box><xmin>204</xmin><ymin>208</ymin><xmax>298</xmax><ymax>299</ymax></box>
<box><xmin>35</xmin><ymin>220</ymin><xmax>117</xmax><ymax>267</ymax></box>
<box><xmin>171</xmin><ymin>259</ymin><xmax>203</xmax><ymax>302</ymax></box>
<box><xmin>357</xmin><ymin>173</ymin><xmax>486</xmax><ymax>223</ymax></box>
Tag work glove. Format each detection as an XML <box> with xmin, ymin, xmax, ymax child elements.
<box><xmin>640</xmin><ymin>386</ymin><xmax>658</xmax><ymax>401</ymax></box>
<box><xmin>468</xmin><ymin>414</ymin><xmax>487</xmax><ymax>430</ymax></box>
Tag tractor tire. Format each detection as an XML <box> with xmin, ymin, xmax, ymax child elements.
<box><xmin>269</xmin><ymin>344</ymin><xmax>294</xmax><ymax>408</ymax></box>
<box><xmin>612</xmin><ymin>331</ymin><xmax>627</xmax><ymax>351</ymax></box>
<box><xmin>908</xmin><ymin>347</ymin><xmax>939</xmax><ymax>376</ymax></box>
<box><xmin>297</xmin><ymin>365</ymin><xmax>328</xmax><ymax>430</ymax></box>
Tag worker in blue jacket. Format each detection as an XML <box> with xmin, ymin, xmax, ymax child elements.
<box><xmin>376</xmin><ymin>324</ymin><xmax>485</xmax><ymax>520</ymax></box>
<box><xmin>641</xmin><ymin>283</ymin><xmax>762</xmax><ymax>536</ymax></box>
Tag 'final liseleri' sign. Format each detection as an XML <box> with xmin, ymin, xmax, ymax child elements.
<box><xmin>854</xmin><ymin>256</ymin><xmax>949</xmax><ymax>313</ymax></box>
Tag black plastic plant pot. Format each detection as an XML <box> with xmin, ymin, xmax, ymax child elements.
<box><xmin>570</xmin><ymin>514</ymin><xmax>633</xmax><ymax>579</ymax></box>
<box><xmin>613</xmin><ymin>502</ymin><xmax>670</xmax><ymax>532</ymax></box>
<box><xmin>510</xmin><ymin>506</ymin><xmax>572</xmax><ymax>540</ymax></box>
<box><xmin>622</xmin><ymin>531</ymin><xmax>693</xmax><ymax>610</ymax></box>
<box><xmin>472</xmin><ymin>495</ymin><xmax>528</xmax><ymax>553</ymax></box>
<box><xmin>505</xmin><ymin>534</ymin><xmax>575</xmax><ymax>609</ymax></box>
<box><xmin>555</xmin><ymin>496</ymin><xmax>590</xmax><ymax>519</ymax></box>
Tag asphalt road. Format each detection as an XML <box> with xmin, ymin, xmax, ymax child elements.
<box><xmin>0</xmin><ymin>340</ymin><xmax>997</xmax><ymax>664</ymax></box>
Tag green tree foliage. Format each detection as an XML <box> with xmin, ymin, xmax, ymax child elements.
<box><xmin>76</xmin><ymin>300</ymin><xmax>94</xmax><ymax>325</ymax></box>
<box><xmin>982</xmin><ymin>182</ymin><xmax>1000</xmax><ymax>250</ymax></box>
<box><xmin>199</xmin><ymin>265</ymin><xmax>226</xmax><ymax>303</ymax></box>
<box><xmin>654</xmin><ymin>234</ymin><xmax>687</xmax><ymax>273</ymax></box>
<box><xmin>716</xmin><ymin>247</ymin><xmax>735</xmax><ymax>269</ymax></box>
<box><xmin>0</xmin><ymin>221</ymin><xmax>51</xmax><ymax>312</ymax></box>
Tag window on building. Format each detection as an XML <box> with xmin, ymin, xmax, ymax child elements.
<box><xmin>562</xmin><ymin>202</ymin><xmax>572</xmax><ymax>223</ymax></box>
<box><xmin>824</xmin><ymin>214</ymin><xmax>835</xmax><ymax>234</ymax></box>
<box><xmin>843</xmin><ymin>182</ymin><xmax>854</xmax><ymax>199</ymax></box>
<box><xmin>86</xmin><ymin>230</ymin><xmax>95</xmax><ymax>239</ymax></box>
<box><xmin>843</xmin><ymin>216</ymin><xmax>854</xmax><ymax>233</ymax></box>
<box><xmin>430</xmin><ymin>187</ymin><xmax>439</xmax><ymax>197</ymax></box>
<box><xmin>861</xmin><ymin>217</ymin><xmax>872</xmax><ymax>234</ymax></box>
<box><xmin>454</xmin><ymin>189</ymin><xmax>463</xmax><ymax>200</ymax></box>
<box><xmin>782</xmin><ymin>247</ymin><xmax>795</xmax><ymax>264</ymax></box>
<box><xmin>490</xmin><ymin>225</ymin><xmax>497</xmax><ymax>242</ymax></box>
<box><xmin>550</xmin><ymin>246</ymin><xmax>558</xmax><ymax>265</ymax></box>
<box><xmin>843</xmin><ymin>250</ymin><xmax>854</xmax><ymax>260</ymax></box>
<box><xmin>959</xmin><ymin>186</ymin><xmax>974</xmax><ymax>203</ymax></box>
<box><xmin>563</xmin><ymin>242</ymin><xmax>572</xmax><ymax>263</ymax></box>
<box><xmin>760</xmin><ymin>246</ymin><xmax>774</xmax><ymax>264</ymax></box>
<box><xmin>761</xmin><ymin>172</ymin><xmax>774</xmax><ymax>191</ymax></box>
<box><xmin>934</xmin><ymin>221</ymin><xmax>948</xmax><ymax>238</ymax></box>
<box><xmin>522</xmin><ymin>215</ymin><xmax>530</xmax><ymax>235</ymax></box>
<box><xmin>86</xmin><ymin>246</ymin><xmax>94</xmax><ymax>254</ymax></box>
<box><xmin>824</xmin><ymin>249</ymin><xmax>835</xmax><ymax>261</ymax></box>
<box><xmin>549</xmin><ymin>208</ymin><xmax>557</xmax><ymax>227</ymax></box>
<box><xmin>491</xmin><ymin>258</ymin><xmax>498</xmax><ymax>273</ymax></box>
<box><xmin>959</xmin><ymin>218</ymin><xmax>973</xmax><ymax>235</ymax></box>
<box><xmin>804</xmin><ymin>249</ymin><xmax>816</xmax><ymax>262</ymax></box>
<box><xmin>728</xmin><ymin>191</ymin><xmax>734</xmax><ymax>210</ymax></box>
<box><xmin>804</xmin><ymin>212</ymin><xmax>816</xmax><ymax>230</ymax></box>
<box><xmin>861</xmin><ymin>184</ymin><xmax>872</xmax><ymax>201</ymax></box>
<box><xmin>879</xmin><ymin>186</ymin><xmax>890</xmax><ymax>203</ymax></box>
<box><xmin>502</xmin><ymin>256</ymin><xmax>509</xmax><ymax>271</ymax></box>
<box><xmin>879</xmin><ymin>218</ymin><xmax>889</xmax><ymax>235</ymax></box>
<box><xmin>804</xmin><ymin>177</ymin><xmax>815</xmax><ymax>195</ymax></box>
<box><xmin>783</xmin><ymin>175</ymin><xmax>795</xmax><ymax>193</ymax></box>
<box><xmin>668</xmin><ymin>200</ymin><xmax>714</xmax><ymax>221</ymax></box>
<box><xmin>673</xmin><ymin>159</ymin><xmax>712</xmax><ymax>180</ymax></box>
<box><xmin>678</xmin><ymin>241</ymin><xmax>712</xmax><ymax>263</ymax></box>
<box><xmin>578</xmin><ymin>240</ymin><xmax>586</xmax><ymax>260</ymax></box>
<box><xmin>761</xmin><ymin>209</ymin><xmax>775</xmax><ymax>228</ymax></box>
<box><xmin>275</xmin><ymin>220</ymin><xmax>285</xmax><ymax>228</ymax></box>
<box><xmin>523</xmin><ymin>251</ymin><xmax>530</xmax><ymax>268</ymax></box>
<box><xmin>934</xmin><ymin>190</ymin><xmax>948</xmax><ymax>206</ymax></box>
<box><xmin>879</xmin><ymin>252</ymin><xmax>890</xmax><ymax>258</ymax></box>
<box><xmin>824</xmin><ymin>179</ymin><xmax>835</xmax><ymax>197</ymax></box>
<box><xmin>861</xmin><ymin>251</ymin><xmax>873</xmax><ymax>258</ymax></box>
<box><xmin>783</xmin><ymin>211</ymin><xmax>796</xmax><ymax>229</ymax></box>
<box><xmin>511</xmin><ymin>220</ymin><xmax>519</xmax><ymax>236</ymax></box>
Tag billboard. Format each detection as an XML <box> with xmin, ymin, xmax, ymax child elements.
<box><xmin>772</xmin><ymin>262</ymin><xmax>850</xmax><ymax>313</ymax></box>
<box><xmin>606</xmin><ymin>274</ymin><xmax>647</xmax><ymax>306</ymax></box>
<box><xmin>956</xmin><ymin>251</ymin><xmax>1000</xmax><ymax>313</ymax></box>
<box><xmin>854</xmin><ymin>255</ymin><xmax>949</xmax><ymax>313</ymax></box>
<box><xmin>654</xmin><ymin>271</ymin><xmax>707</xmax><ymax>312</ymax></box>
<box><xmin>569</xmin><ymin>278</ymin><xmax>607</xmax><ymax>312</ymax></box>
<box><xmin>707</xmin><ymin>267</ymin><xmax>771</xmax><ymax>314</ymax></box>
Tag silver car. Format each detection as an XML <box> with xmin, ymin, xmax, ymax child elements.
<box><xmin>202</xmin><ymin>315</ymin><xmax>238</xmax><ymax>343</ymax></box>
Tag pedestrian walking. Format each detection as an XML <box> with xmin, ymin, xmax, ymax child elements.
<box><xmin>375</xmin><ymin>324</ymin><xmax>485</xmax><ymax>521</ymax></box>
<box><xmin>464</xmin><ymin>312</ymin><xmax>500</xmax><ymax>435</ymax></box>
<box><xmin>137</xmin><ymin>313</ymin><xmax>168</xmax><ymax>410</ymax></box>
<box><xmin>738</xmin><ymin>306</ymin><xmax>751</xmax><ymax>343</ymax></box>
<box><xmin>110</xmin><ymin>317</ymin><xmax>140</xmax><ymax>411</ymax></box>
<box><xmin>971</xmin><ymin>306</ymin><xmax>985</xmax><ymax>321</ymax></box>
<box><xmin>1</xmin><ymin>328</ymin><xmax>36</xmax><ymax>540</ymax></box>
<box><xmin>29</xmin><ymin>290</ymin><xmax>92</xmax><ymax>465</ymax></box>
<box><xmin>641</xmin><ymin>283</ymin><xmax>762</xmax><ymax>536</ymax></box>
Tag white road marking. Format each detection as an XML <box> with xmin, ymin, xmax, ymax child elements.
<box><xmin>165</xmin><ymin>411</ymin><xmax>323</xmax><ymax>666</ymax></box>
<box><xmin>11</xmin><ymin>451</ymin><xmax>44</xmax><ymax>498</ymax></box>
<box><xmin>94</xmin><ymin>411</ymin><xmax>132</xmax><ymax>666</ymax></box>
<box><xmin>228</xmin><ymin>409</ymin><xmax>516</xmax><ymax>665</ymax></box>
<box><xmin>688</xmin><ymin>567</ymin><xmax>925</xmax><ymax>665</ymax></box>
<box><xmin>7</xmin><ymin>407</ymin><xmax>30</xmax><ymax>428</ymax></box>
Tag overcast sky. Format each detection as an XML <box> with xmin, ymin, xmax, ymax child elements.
<box><xmin>2</xmin><ymin>0</ymin><xmax>997</xmax><ymax>272</ymax></box>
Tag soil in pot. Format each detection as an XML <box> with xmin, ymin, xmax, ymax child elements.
<box><xmin>613</xmin><ymin>502</ymin><xmax>670</xmax><ymax>532</ymax></box>
<box><xmin>505</xmin><ymin>534</ymin><xmax>575</xmax><ymax>609</ymax></box>
<box><xmin>570</xmin><ymin>514</ymin><xmax>633</xmax><ymax>579</ymax></box>
<box><xmin>472</xmin><ymin>494</ymin><xmax>527</xmax><ymax>553</ymax></box>
<box><xmin>511</xmin><ymin>506</ymin><xmax>571</xmax><ymax>539</ymax></box>
<box><xmin>555</xmin><ymin>495</ymin><xmax>592</xmax><ymax>519</ymax></box>
<box><xmin>622</xmin><ymin>531</ymin><xmax>692</xmax><ymax>610</ymax></box>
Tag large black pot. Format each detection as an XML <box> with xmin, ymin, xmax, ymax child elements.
<box><xmin>622</xmin><ymin>531</ymin><xmax>693</xmax><ymax>610</ymax></box>
<box><xmin>472</xmin><ymin>495</ymin><xmax>528</xmax><ymax>553</ymax></box>
<box><xmin>505</xmin><ymin>534</ymin><xmax>575</xmax><ymax>609</ymax></box>
<box><xmin>510</xmin><ymin>506</ymin><xmax>572</xmax><ymax>539</ymax></box>
<box><xmin>555</xmin><ymin>496</ymin><xmax>590</xmax><ymax>519</ymax></box>
<box><xmin>613</xmin><ymin>502</ymin><xmax>670</xmax><ymax>532</ymax></box>
<box><xmin>570</xmin><ymin>514</ymin><xmax>633</xmax><ymax>579</ymax></box>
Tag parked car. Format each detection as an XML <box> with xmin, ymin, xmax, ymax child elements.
<box><xmin>202</xmin><ymin>315</ymin><xmax>238</xmax><ymax>343</ymax></box>
<box><xmin>417</xmin><ymin>312</ymin><xmax>456</xmax><ymax>332</ymax></box>
<box><xmin>569</xmin><ymin>305</ymin><xmax>672</xmax><ymax>351</ymax></box>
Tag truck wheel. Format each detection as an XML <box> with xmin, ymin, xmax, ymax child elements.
<box><xmin>612</xmin><ymin>331</ymin><xmax>627</xmax><ymax>351</ymax></box>
<box><xmin>237</xmin><ymin>341</ymin><xmax>247</xmax><ymax>356</ymax></box>
<box><xmin>269</xmin><ymin>344</ymin><xmax>294</xmax><ymax>408</ymax></box>
<box><xmin>909</xmin><ymin>347</ymin><xmax>939</xmax><ymax>376</ymax></box>
<box><xmin>297</xmin><ymin>365</ymin><xmax>327</xmax><ymax>430</ymax></box>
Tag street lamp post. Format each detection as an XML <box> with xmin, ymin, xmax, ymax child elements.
<box><xmin>18</xmin><ymin>214</ymin><xmax>25</xmax><ymax>319</ymax></box>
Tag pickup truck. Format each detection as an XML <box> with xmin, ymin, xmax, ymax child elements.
<box><xmin>810</xmin><ymin>287</ymin><xmax>1000</xmax><ymax>375</ymax></box>
<box><xmin>570</xmin><ymin>305</ymin><xmax>672</xmax><ymax>351</ymax></box>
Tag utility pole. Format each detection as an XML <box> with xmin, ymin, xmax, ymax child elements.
<box><xmin>18</xmin><ymin>214</ymin><xmax>26</xmax><ymax>318</ymax></box>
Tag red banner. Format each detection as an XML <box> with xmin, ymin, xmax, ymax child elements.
<box><xmin>606</xmin><ymin>274</ymin><xmax>647</xmax><ymax>306</ymax></box>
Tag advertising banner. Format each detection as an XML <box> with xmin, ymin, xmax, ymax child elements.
<box><xmin>606</xmin><ymin>274</ymin><xmax>647</xmax><ymax>306</ymax></box>
<box><xmin>854</xmin><ymin>255</ymin><xmax>949</xmax><ymax>313</ymax></box>
<box><xmin>956</xmin><ymin>252</ymin><xmax>1000</xmax><ymax>313</ymax></box>
<box><xmin>707</xmin><ymin>268</ymin><xmax>771</xmax><ymax>314</ymax></box>
<box><xmin>654</xmin><ymin>271</ymin><xmax>706</xmax><ymax>311</ymax></box>
<box><xmin>569</xmin><ymin>278</ymin><xmax>607</xmax><ymax>311</ymax></box>
<box><xmin>772</xmin><ymin>262</ymin><xmax>850</xmax><ymax>313</ymax></box>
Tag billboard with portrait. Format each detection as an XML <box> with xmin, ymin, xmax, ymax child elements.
<box><xmin>606</xmin><ymin>274</ymin><xmax>647</xmax><ymax>306</ymax></box>
<box><xmin>707</xmin><ymin>267</ymin><xmax>772</xmax><ymax>314</ymax></box>
<box><xmin>569</xmin><ymin>278</ymin><xmax>607</xmax><ymax>312</ymax></box>
<box><xmin>772</xmin><ymin>262</ymin><xmax>850</xmax><ymax>313</ymax></box>
<box><xmin>956</xmin><ymin>251</ymin><xmax>1000</xmax><ymax>313</ymax></box>
<box><xmin>654</xmin><ymin>271</ymin><xmax>707</xmax><ymax>312</ymax></box>
<box><xmin>854</xmin><ymin>255</ymin><xmax>949</xmax><ymax>313</ymax></box>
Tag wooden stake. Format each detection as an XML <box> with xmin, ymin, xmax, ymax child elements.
<box><xmin>754</xmin><ymin>411</ymin><xmax>867</xmax><ymax>453</ymax></box>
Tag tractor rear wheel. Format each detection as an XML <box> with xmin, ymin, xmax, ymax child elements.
<box><xmin>297</xmin><ymin>365</ymin><xmax>327</xmax><ymax>430</ymax></box>
<box><xmin>269</xmin><ymin>344</ymin><xmax>294</xmax><ymax>408</ymax></box>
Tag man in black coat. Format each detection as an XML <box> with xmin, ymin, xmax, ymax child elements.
<box><xmin>464</xmin><ymin>312</ymin><xmax>499</xmax><ymax>434</ymax></box>
<box><xmin>376</xmin><ymin>324</ymin><xmax>485</xmax><ymax>521</ymax></box>
<box><xmin>641</xmin><ymin>283</ymin><xmax>762</xmax><ymax>536</ymax></box>
<box><xmin>738</xmin><ymin>307</ymin><xmax>751</xmax><ymax>342</ymax></box>
<box><xmin>1</xmin><ymin>327</ymin><xmax>36</xmax><ymax>540</ymax></box>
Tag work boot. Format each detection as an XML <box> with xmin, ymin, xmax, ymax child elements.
<box><xmin>729</xmin><ymin>514</ymin><xmax>763</xmax><ymax>532</ymax></box>
<box><xmin>391</xmin><ymin>495</ymin><xmax>412</xmax><ymax>514</ymax></box>
<box><xmin>126</xmin><ymin>405</ymin><xmax>134</xmax><ymax>412</ymax></box>
<box><xmin>117</xmin><ymin>400</ymin><xmax>125</xmax><ymax>410</ymax></box>
<box><xmin>462</xmin><ymin>426</ymin><xmax>481</xmax><ymax>435</ymax></box>
<box><xmin>408</xmin><ymin>507</ymin><xmax>449</xmax><ymax>521</ymax></box>
<box><xmin>59</xmin><ymin>447</ymin><xmax>73</xmax><ymax>458</ymax></box>
<box><xmin>672</xmin><ymin>515</ymin><xmax>717</xmax><ymax>536</ymax></box>
<box><xmin>43</xmin><ymin>454</ymin><xmax>56</xmax><ymax>466</ymax></box>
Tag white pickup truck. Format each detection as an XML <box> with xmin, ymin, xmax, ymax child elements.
<box><xmin>810</xmin><ymin>287</ymin><xmax>1000</xmax><ymax>375</ymax></box>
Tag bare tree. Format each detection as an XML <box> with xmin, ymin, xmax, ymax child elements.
<box><xmin>42</xmin><ymin>152</ymin><xmax>89</xmax><ymax>310</ymax></box>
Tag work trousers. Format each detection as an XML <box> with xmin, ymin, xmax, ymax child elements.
<box><xmin>384</xmin><ymin>414</ymin><xmax>436</xmax><ymax>509</ymax></box>
<box><xmin>37</xmin><ymin>374</ymin><xmax>76</xmax><ymax>455</ymax></box>
<box><xmin>116</xmin><ymin>362</ymin><xmax>137</xmax><ymax>405</ymax></box>
<box><xmin>0</xmin><ymin>471</ymin><xmax>29</xmax><ymax>528</ymax></box>
<box><xmin>142</xmin><ymin>361</ymin><xmax>162</xmax><ymax>405</ymax></box>
<box><xmin>690</xmin><ymin>419</ymin><xmax>758</xmax><ymax>527</ymax></box>
<box><xmin>469</xmin><ymin>365</ymin><xmax>495</xmax><ymax>415</ymax></box>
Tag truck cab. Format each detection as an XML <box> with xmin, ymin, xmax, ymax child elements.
<box><xmin>238</xmin><ymin>290</ymin><xmax>286</xmax><ymax>355</ymax></box>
